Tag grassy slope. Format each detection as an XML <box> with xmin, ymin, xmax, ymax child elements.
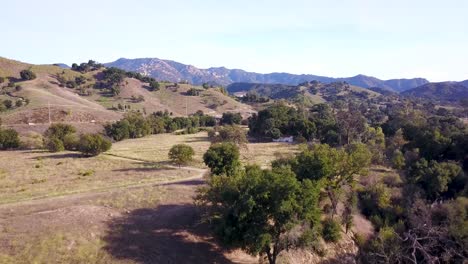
<box><xmin>0</xmin><ymin>57</ymin><xmax>255</xmax><ymax>127</ymax></box>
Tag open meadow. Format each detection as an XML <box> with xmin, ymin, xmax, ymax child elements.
<box><xmin>108</xmin><ymin>131</ymin><xmax>301</xmax><ymax>168</ymax></box>
<box><xmin>0</xmin><ymin>131</ymin><xmax>305</xmax><ymax>263</ymax></box>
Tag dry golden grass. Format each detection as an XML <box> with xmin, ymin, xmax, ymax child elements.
<box><xmin>109</xmin><ymin>131</ymin><xmax>300</xmax><ymax>169</ymax></box>
<box><xmin>0</xmin><ymin>150</ymin><xmax>199</xmax><ymax>204</ymax></box>
<box><xmin>241</xmin><ymin>142</ymin><xmax>301</xmax><ymax>168</ymax></box>
<box><xmin>108</xmin><ymin>132</ymin><xmax>212</xmax><ymax>167</ymax></box>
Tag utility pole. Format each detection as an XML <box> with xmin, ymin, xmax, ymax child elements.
<box><xmin>48</xmin><ymin>101</ymin><xmax>51</xmax><ymax>124</ymax></box>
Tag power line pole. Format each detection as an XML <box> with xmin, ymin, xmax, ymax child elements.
<box><xmin>48</xmin><ymin>101</ymin><xmax>51</xmax><ymax>124</ymax></box>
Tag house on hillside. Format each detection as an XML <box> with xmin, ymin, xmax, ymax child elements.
<box><xmin>272</xmin><ymin>136</ymin><xmax>294</xmax><ymax>143</ymax></box>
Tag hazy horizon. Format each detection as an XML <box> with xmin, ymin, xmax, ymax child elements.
<box><xmin>2</xmin><ymin>0</ymin><xmax>467</xmax><ymax>82</ymax></box>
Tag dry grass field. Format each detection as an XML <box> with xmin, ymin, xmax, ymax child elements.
<box><xmin>108</xmin><ymin>131</ymin><xmax>301</xmax><ymax>168</ymax></box>
<box><xmin>0</xmin><ymin>144</ymin><xmax>257</xmax><ymax>263</ymax></box>
<box><xmin>0</xmin><ymin>150</ymin><xmax>201</xmax><ymax>205</ymax></box>
<box><xmin>0</xmin><ymin>132</ymin><xmax>365</xmax><ymax>263</ymax></box>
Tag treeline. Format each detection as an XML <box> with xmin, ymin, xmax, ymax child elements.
<box><xmin>105</xmin><ymin>110</ymin><xmax>216</xmax><ymax>141</ymax></box>
<box><xmin>0</xmin><ymin>122</ymin><xmax>111</xmax><ymax>156</ymax></box>
<box><xmin>71</xmin><ymin>60</ymin><xmax>104</xmax><ymax>73</ymax></box>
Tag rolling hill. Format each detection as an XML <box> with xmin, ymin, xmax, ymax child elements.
<box><xmin>0</xmin><ymin>57</ymin><xmax>254</xmax><ymax>133</ymax></box>
<box><xmin>227</xmin><ymin>81</ymin><xmax>382</xmax><ymax>105</ymax></box>
<box><xmin>106</xmin><ymin>58</ymin><xmax>429</xmax><ymax>92</ymax></box>
<box><xmin>401</xmin><ymin>81</ymin><xmax>468</xmax><ymax>102</ymax></box>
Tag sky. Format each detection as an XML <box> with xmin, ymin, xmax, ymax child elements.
<box><xmin>1</xmin><ymin>0</ymin><xmax>467</xmax><ymax>81</ymax></box>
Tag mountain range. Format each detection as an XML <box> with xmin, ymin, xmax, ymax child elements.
<box><xmin>104</xmin><ymin>58</ymin><xmax>429</xmax><ymax>92</ymax></box>
<box><xmin>401</xmin><ymin>81</ymin><xmax>468</xmax><ymax>102</ymax></box>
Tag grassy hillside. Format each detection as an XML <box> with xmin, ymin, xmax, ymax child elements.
<box><xmin>402</xmin><ymin>81</ymin><xmax>468</xmax><ymax>102</ymax></box>
<box><xmin>227</xmin><ymin>81</ymin><xmax>382</xmax><ymax>105</ymax></box>
<box><xmin>0</xmin><ymin>57</ymin><xmax>254</xmax><ymax>128</ymax></box>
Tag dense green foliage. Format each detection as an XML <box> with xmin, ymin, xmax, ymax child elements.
<box><xmin>44</xmin><ymin>123</ymin><xmax>77</xmax><ymax>152</ymax></box>
<box><xmin>321</xmin><ymin>218</ymin><xmax>342</xmax><ymax>242</ymax></box>
<box><xmin>71</xmin><ymin>60</ymin><xmax>103</xmax><ymax>73</ymax></box>
<box><xmin>220</xmin><ymin>112</ymin><xmax>242</xmax><ymax>125</ymax></box>
<box><xmin>168</xmin><ymin>144</ymin><xmax>194</xmax><ymax>166</ymax></box>
<box><xmin>197</xmin><ymin>165</ymin><xmax>321</xmax><ymax>264</ymax></box>
<box><xmin>203</xmin><ymin>142</ymin><xmax>241</xmax><ymax>176</ymax></box>
<box><xmin>105</xmin><ymin>111</ymin><xmax>216</xmax><ymax>141</ymax></box>
<box><xmin>0</xmin><ymin>128</ymin><xmax>20</xmax><ymax>149</ymax></box>
<box><xmin>292</xmin><ymin>143</ymin><xmax>371</xmax><ymax>216</ymax></box>
<box><xmin>249</xmin><ymin>103</ymin><xmax>316</xmax><ymax>140</ymax></box>
<box><xmin>77</xmin><ymin>134</ymin><xmax>112</xmax><ymax>156</ymax></box>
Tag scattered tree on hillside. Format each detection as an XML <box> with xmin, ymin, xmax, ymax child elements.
<box><xmin>220</xmin><ymin>112</ymin><xmax>242</xmax><ymax>125</ymax></box>
<box><xmin>203</xmin><ymin>142</ymin><xmax>241</xmax><ymax>176</ymax></box>
<box><xmin>168</xmin><ymin>144</ymin><xmax>195</xmax><ymax>167</ymax></box>
<box><xmin>20</xmin><ymin>69</ymin><xmax>36</xmax><ymax>80</ymax></box>
<box><xmin>44</xmin><ymin>123</ymin><xmax>77</xmax><ymax>152</ymax></box>
<box><xmin>77</xmin><ymin>134</ymin><xmax>112</xmax><ymax>156</ymax></box>
<box><xmin>0</xmin><ymin>128</ymin><xmax>20</xmax><ymax>150</ymax></box>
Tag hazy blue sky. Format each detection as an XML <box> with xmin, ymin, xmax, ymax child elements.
<box><xmin>1</xmin><ymin>0</ymin><xmax>467</xmax><ymax>81</ymax></box>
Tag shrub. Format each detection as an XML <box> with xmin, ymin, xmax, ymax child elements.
<box><xmin>46</xmin><ymin>137</ymin><xmax>65</xmax><ymax>152</ymax></box>
<box><xmin>0</xmin><ymin>128</ymin><xmax>20</xmax><ymax>149</ymax></box>
<box><xmin>3</xmin><ymin>100</ymin><xmax>13</xmax><ymax>109</ymax></box>
<box><xmin>168</xmin><ymin>144</ymin><xmax>195</xmax><ymax>166</ymax></box>
<box><xmin>77</xmin><ymin>134</ymin><xmax>112</xmax><ymax>156</ymax></box>
<box><xmin>20</xmin><ymin>69</ymin><xmax>36</xmax><ymax>80</ymax></box>
<box><xmin>322</xmin><ymin>218</ymin><xmax>342</xmax><ymax>242</ymax></box>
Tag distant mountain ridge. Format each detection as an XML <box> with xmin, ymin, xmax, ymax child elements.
<box><xmin>105</xmin><ymin>58</ymin><xmax>429</xmax><ymax>92</ymax></box>
<box><xmin>401</xmin><ymin>81</ymin><xmax>468</xmax><ymax>102</ymax></box>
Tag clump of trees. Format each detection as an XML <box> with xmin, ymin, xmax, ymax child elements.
<box><xmin>105</xmin><ymin>111</ymin><xmax>216</xmax><ymax>141</ymax></box>
<box><xmin>71</xmin><ymin>60</ymin><xmax>103</xmax><ymax>73</ymax></box>
<box><xmin>92</xmin><ymin>67</ymin><xmax>160</xmax><ymax>96</ymax></box>
<box><xmin>0</xmin><ymin>128</ymin><xmax>20</xmax><ymax>150</ymax></box>
<box><xmin>77</xmin><ymin>133</ymin><xmax>112</xmax><ymax>156</ymax></box>
<box><xmin>43</xmin><ymin>123</ymin><xmax>111</xmax><ymax>156</ymax></box>
<box><xmin>186</xmin><ymin>88</ymin><xmax>201</xmax><ymax>96</ymax></box>
<box><xmin>197</xmin><ymin>164</ymin><xmax>321</xmax><ymax>264</ymax></box>
<box><xmin>241</xmin><ymin>91</ymin><xmax>269</xmax><ymax>103</ymax></box>
<box><xmin>248</xmin><ymin>103</ymin><xmax>316</xmax><ymax>141</ymax></box>
<box><xmin>20</xmin><ymin>69</ymin><xmax>36</xmax><ymax>80</ymax></box>
<box><xmin>44</xmin><ymin>123</ymin><xmax>77</xmax><ymax>152</ymax></box>
<box><xmin>198</xmin><ymin>129</ymin><xmax>376</xmax><ymax>263</ymax></box>
<box><xmin>220</xmin><ymin>112</ymin><xmax>242</xmax><ymax>125</ymax></box>
<box><xmin>168</xmin><ymin>144</ymin><xmax>194</xmax><ymax>166</ymax></box>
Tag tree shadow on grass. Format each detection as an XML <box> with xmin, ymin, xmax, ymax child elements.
<box><xmin>103</xmin><ymin>204</ymin><xmax>234</xmax><ymax>264</ymax></box>
<box><xmin>36</xmin><ymin>152</ymin><xmax>83</xmax><ymax>159</ymax></box>
<box><xmin>320</xmin><ymin>253</ymin><xmax>357</xmax><ymax>264</ymax></box>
